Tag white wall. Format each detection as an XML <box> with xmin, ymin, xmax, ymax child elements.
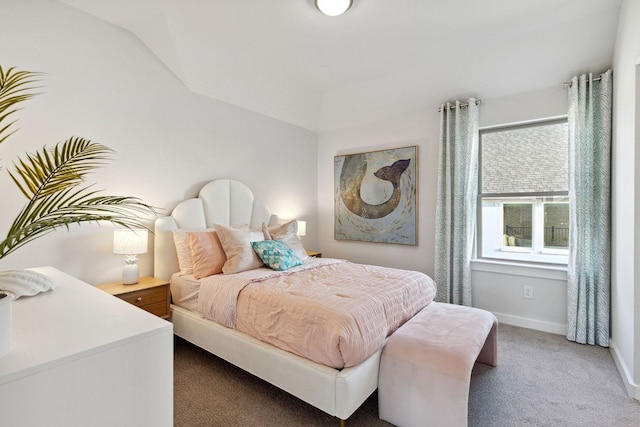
<box><xmin>611</xmin><ymin>0</ymin><xmax>640</xmax><ymax>400</ymax></box>
<box><xmin>318</xmin><ymin>109</ymin><xmax>439</xmax><ymax>273</ymax></box>
<box><xmin>318</xmin><ymin>85</ymin><xmax>570</xmax><ymax>333</ymax></box>
<box><xmin>0</xmin><ymin>0</ymin><xmax>318</xmax><ymax>285</ymax></box>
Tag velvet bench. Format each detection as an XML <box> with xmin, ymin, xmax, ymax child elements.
<box><xmin>378</xmin><ymin>302</ymin><xmax>498</xmax><ymax>427</ymax></box>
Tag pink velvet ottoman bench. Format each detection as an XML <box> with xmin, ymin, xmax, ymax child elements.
<box><xmin>378</xmin><ymin>302</ymin><xmax>498</xmax><ymax>427</ymax></box>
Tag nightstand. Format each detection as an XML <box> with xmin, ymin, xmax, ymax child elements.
<box><xmin>96</xmin><ymin>276</ymin><xmax>170</xmax><ymax>319</ymax></box>
<box><xmin>306</xmin><ymin>250</ymin><xmax>322</xmax><ymax>258</ymax></box>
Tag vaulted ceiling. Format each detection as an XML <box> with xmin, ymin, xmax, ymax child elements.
<box><xmin>58</xmin><ymin>0</ymin><xmax>622</xmax><ymax>132</ymax></box>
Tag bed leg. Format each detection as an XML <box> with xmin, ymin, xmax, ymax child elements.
<box><xmin>338</xmin><ymin>419</ymin><xmax>346</xmax><ymax>427</ymax></box>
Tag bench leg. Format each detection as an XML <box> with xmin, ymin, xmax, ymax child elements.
<box><xmin>476</xmin><ymin>320</ymin><xmax>498</xmax><ymax>366</ymax></box>
<box><xmin>379</xmin><ymin>358</ymin><xmax>473</xmax><ymax>427</ymax></box>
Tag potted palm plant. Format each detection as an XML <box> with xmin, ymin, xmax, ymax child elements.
<box><xmin>0</xmin><ymin>65</ymin><xmax>156</xmax><ymax>355</ymax></box>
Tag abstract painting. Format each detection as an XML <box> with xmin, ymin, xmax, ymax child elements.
<box><xmin>334</xmin><ymin>146</ymin><xmax>417</xmax><ymax>245</ymax></box>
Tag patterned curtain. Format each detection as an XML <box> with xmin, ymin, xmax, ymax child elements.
<box><xmin>567</xmin><ymin>70</ymin><xmax>612</xmax><ymax>347</ymax></box>
<box><xmin>434</xmin><ymin>98</ymin><xmax>480</xmax><ymax>306</ymax></box>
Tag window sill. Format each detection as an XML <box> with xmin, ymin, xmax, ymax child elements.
<box><xmin>484</xmin><ymin>249</ymin><xmax>567</xmax><ymax>265</ymax></box>
<box><xmin>500</xmin><ymin>246</ymin><xmax>532</xmax><ymax>253</ymax></box>
<box><xmin>471</xmin><ymin>258</ymin><xmax>568</xmax><ymax>280</ymax></box>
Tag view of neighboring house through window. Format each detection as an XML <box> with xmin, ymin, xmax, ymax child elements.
<box><xmin>478</xmin><ymin>119</ymin><xmax>569</xmax><ymax>264</ymax></box>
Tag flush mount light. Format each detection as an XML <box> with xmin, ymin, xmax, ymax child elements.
<box><xmin>315</xmin><ymin>0</ymin><xmax>353</xmax><ymax>16</ymax></box>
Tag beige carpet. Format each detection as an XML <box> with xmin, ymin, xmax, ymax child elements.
<box><xmin>174</xmin><ymin>324</ymin><xmax>640</xmax><ymax>426</ymax></box>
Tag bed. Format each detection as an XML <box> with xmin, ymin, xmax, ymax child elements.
<box><xmin>154</xmin><ymin>179</ymin><xmax>435</xmax><ymax>423</ymax></box>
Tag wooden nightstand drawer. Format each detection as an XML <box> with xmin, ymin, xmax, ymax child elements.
<box><xmin>125</xmin><ymin>298</ymin><xmax>168</xmax><ymax>318</ymax></box>
<box><xmin>118</xmin><ymin>287</ymin><xmax>167</xmax><ymax>312</ymax></box>
<box><xmin>96</xmin><ymin>277</ymin><xmax>170</xmax><ymax>319</ymax></box>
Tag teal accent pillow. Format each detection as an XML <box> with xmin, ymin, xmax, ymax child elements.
<box><xmin>251</xmin><ymin>240</ymin><xmax>303</xmax><ymax>271</ymax></box>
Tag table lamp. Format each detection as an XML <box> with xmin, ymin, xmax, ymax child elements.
<box><xmin>113</xmin><ymin>228</ymin><xmax>148</xmax><ymax>285</ymax></box>
<box><xmin>296</xmin><ymin>220</ymin><xmax>306</xmax><ymax>238</ymax></box>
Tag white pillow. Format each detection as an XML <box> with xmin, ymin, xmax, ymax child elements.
<box><xmin>215</xmin><ymin>224</ymin><xmax>265</xmax><ymax>274</ymax></box>
<box><xmin>267</xmin><ymin>220</ymin><xmax>308</xmax><ymax>261</ymax></box>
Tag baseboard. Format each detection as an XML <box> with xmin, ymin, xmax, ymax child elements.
<box><xmin>610</xmin><ymin>343</ymin><xmax>640</xmax><ymax>400</ymax></box>
<box><xmin>493</xmin><ymin>312</ymin><xmax>566</xmax><ymax>335</ymax></box>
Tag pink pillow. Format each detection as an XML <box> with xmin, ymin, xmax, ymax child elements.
<box><xmin>188</xmin><ymin>230</ymin><xmax>227</xmax><ymax>279</ymax></box>
<box><xmin>173</xmin><ymin>228</ymin><xmax>215</xmax><ymax>274</ymax></box>
<box><xmin>268</xmin><ymin>220</ymin><xmax>308</xmax><ymax>261</ymax></box>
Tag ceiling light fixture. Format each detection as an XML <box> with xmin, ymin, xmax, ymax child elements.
<box><xmin>315</xmin><ymin>0</ymin><xmax>353</xmax><ymax>17</ymax></box>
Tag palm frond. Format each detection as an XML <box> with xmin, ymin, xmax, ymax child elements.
<box><xmin>0</xmin><ymin>185</ymin><xmax>156</xmax><ymax>259</ymax></box>
<box><xmin>8</xmin><ymin>137</ymin><xmax>113</xmax><ymax>200</ymax></box>
<box><xmin>0</xmin><ymin>66</ymin><xmax>42</xmax><ymax>144</ymax></box>
<box><xmin>0</xmin><ymin>65</ymin><xmax>156</xmax><ymax>260</ymax></box>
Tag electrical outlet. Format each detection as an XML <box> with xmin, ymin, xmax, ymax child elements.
<box><xmin>523</xmin><ymin>285</ymin><xmax>534</xmax><ymax>299</ymax></box>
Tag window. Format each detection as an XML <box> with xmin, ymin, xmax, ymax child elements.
<box><xmin>478</xmin><ymin>119</ymin><xmax>569</xmax><ymax>264</ymax></box>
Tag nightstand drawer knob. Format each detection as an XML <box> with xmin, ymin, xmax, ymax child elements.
<box><xmin>137</xmin><ymin>297</ymin><xmax>143</xmax><ymax>302</ymax></box>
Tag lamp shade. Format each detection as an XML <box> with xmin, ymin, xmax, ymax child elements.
<box><xmin>296</xmin><ymin>220</ymin><xmax>306</xmax><ymax>237</ymax></box>
<box><xmin>113</xmin><ymin>229</ymin><xmax>148</xmax><ymax>255</ymax></box>
<box><xmin>315</xmin><ymin>0</ymin><xmax>353</xmax><ymax>16</ymax></box>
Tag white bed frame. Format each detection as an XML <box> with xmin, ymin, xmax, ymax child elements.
<box><xmin>154</xmin><ymin>179</ymin><xmax>381</xmax><ymax>422</ymax></box>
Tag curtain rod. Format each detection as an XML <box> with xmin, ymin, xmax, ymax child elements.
<box><xmin>437</xmin><ymin>99</ymin><xmax>481</xmax><ymax>112</ymax></box>
<box><xmin>563</xmin><ymin>75</ymin><xmax>602</xmax><ymax>88</ymax></box>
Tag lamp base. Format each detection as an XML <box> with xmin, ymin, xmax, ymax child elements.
<box><xmin>122</xmin><ymin>263</ymin><xmax>140</xmax><ymax>285</ymax></box>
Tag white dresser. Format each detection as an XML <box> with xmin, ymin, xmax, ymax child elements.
<box><xmin>0</xmin><ymin>267</ymin><xmax>173</xmax><ymax>427</ymax></box>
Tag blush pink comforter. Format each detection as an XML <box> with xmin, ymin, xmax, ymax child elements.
<box><xmin>198</xmin><ymin>259</ymin><xmax>436</xmax><ymax>368</ymax></box>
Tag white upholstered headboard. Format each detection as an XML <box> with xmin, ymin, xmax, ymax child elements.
<box><xmin>154</xmin><ymin>179</ymin><xmax>279</xmax><ymax>281</ymax></box>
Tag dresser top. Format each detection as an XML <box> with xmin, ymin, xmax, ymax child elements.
<box><xmin>0</xmin><ymin>267</ymin><xmax>172</xmax><ymax>384</ymax></box>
